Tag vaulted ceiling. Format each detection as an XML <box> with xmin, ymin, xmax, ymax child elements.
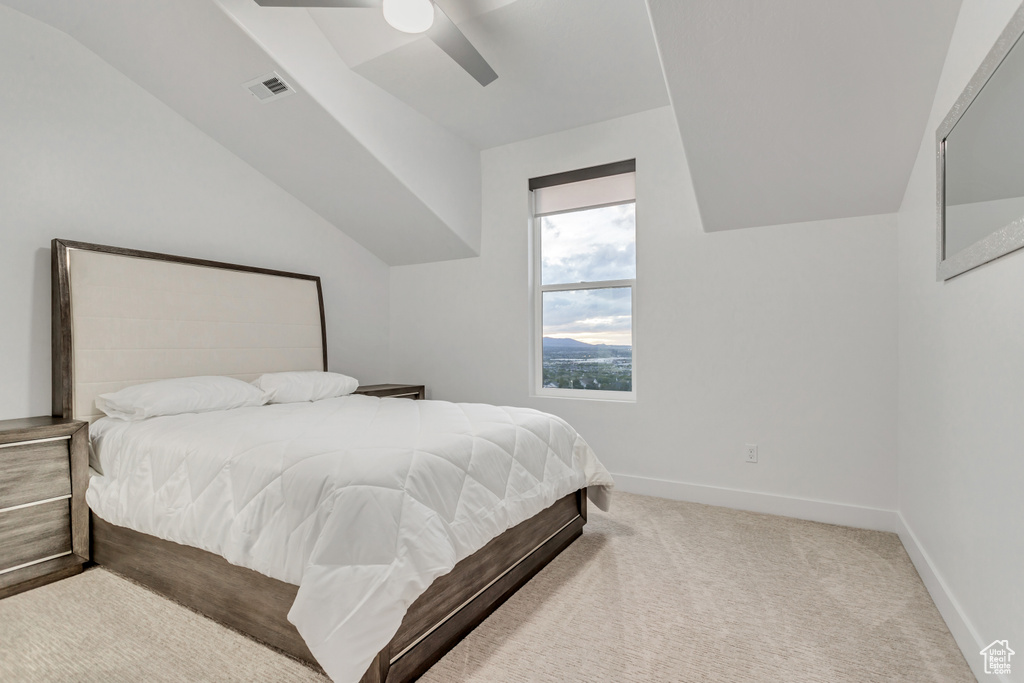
<box><xmin>647</xmin><ymin>0</ymin><xmax>962</xmax><ymax>231</ymax></box>
<box><xmin>3</xmin><ymin>0</ymin><xmax>962</xmax><ymax>262</ymax></box>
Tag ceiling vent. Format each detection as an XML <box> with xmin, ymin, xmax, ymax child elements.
<box><xmin>242</xmin><ymin>72</ymin><xmax>296</xmax><ymax>103</ymax></box>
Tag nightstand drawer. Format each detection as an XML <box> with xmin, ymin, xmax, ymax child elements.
<box><xmin>0</xmin><ymin>499</ymin><xmax>72</xmax><ymax>573</ymax></box>
<box><xmin>0</xmin><ymin>439</ymin><xmax>71</xmax><ymax>510</ymax></box>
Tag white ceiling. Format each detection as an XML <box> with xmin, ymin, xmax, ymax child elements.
<box><xmin>4</xmin><ymin>0</ymin><xmax>967</xmax><ymax>260</ymax></box>
<box><xmin>647</xmin><ymin>0</ymin><xmax>962</xmax><ymax>232</ymax></box>
<box><xmin>333</xmin><ymin>0</ymin><xmax>670</xmax><ymax>148</ymax></box>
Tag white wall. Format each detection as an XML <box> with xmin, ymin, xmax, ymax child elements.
<box><xmin>391</xmin><ymin>107</ymin><xmax>899</xmax><ymax>528</ymax></box>
<box><xmin>898</xmin><ymin>0</ymin><xmax>1024</xmax><ymax>678</ymax></box>
<box><xmin>0</xmin><ymin>6</ymin><xmax>391</xmax><ymax>421</ymax></box>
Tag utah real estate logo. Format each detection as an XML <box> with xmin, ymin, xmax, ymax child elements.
<box><xmin>980</xmin><ymin>640</ymin><xmax>1014</xmax><ymax>676</ymax></box>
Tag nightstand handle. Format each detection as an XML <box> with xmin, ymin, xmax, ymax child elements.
<box><xmin>0</xmin><ymin>436</ymin><xmax>71</xmax><ymax>450</ymax></box>
<box><xmin>0</xmin><ymin>494</ymin><xmax>73</xmax><ymax>516</ymax></box>
<box><xmin>0</xmin><ymin>551</ymin><xmax>74</xmax><ymax>576</ymax></box>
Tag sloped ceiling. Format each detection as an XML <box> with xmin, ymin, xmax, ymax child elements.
<box><xmin>647</xmin><ymin>0</ymin><xmax>962</xmax><ymax>232</ymax></box>
<box><xmin>1</xmin><ymin>0</ymin><xmax>483</xmax><ymax>266</ymax></box>
<box><xmin>5</xmin><ymin>0</ymin><xmax>964</xmax><ymax>255</ymax></box>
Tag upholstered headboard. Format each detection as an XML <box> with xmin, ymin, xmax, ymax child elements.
<box><xmin>51</xmin><ymin>240</ymin><xmax>327</xmax><ymax>422</ymax></box>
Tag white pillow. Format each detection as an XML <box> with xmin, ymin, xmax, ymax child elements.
<box><xmin>95</xmin><ymin>376</ymin><xmax>267</xmax><ymax>421</ymax></box>
<box><xmin>252</xmin><ymin>371</ymin><xmax>359</xmax><ymax>404</ymax></box>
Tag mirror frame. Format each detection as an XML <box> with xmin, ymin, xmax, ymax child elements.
<box><xmin>937</xmin><ymin>1</ymin><xmax>1024</xmax><ymax>281</ymax></box>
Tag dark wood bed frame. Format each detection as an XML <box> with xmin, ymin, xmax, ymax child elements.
<box><xmin>51</xmin><ymin>239</ymin><xmax>588</xmax><ymax>682</ymax></box>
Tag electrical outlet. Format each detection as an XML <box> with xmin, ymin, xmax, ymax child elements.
<box><xmin>745</xmin><ymin>444</ymin><xmax>758</xmax><ymax>463</ymax></box>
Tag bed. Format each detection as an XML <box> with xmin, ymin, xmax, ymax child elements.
<box><xmin>50</xmin><ymin>239</ymin><xmax>612</xmax><ymax>683</ymax></box>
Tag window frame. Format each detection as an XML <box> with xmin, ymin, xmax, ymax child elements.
<box><xmin>530</xmin><ymin>162</ymin><xmax>637</xmax><ymax>402</ymax></box>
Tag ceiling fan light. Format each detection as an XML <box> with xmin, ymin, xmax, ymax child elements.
<box><xmin>383</xmin><ymin>0</ymin><xmax>434</xmax><ymax>34</ymax></box>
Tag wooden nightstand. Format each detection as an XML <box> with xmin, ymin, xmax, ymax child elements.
<box><xmin>0</xmin><ymin>417</ymin><xmax>89</xmax><ymax>599</ymax></box>
<box><xmin>354</xmin><ymin>384</ymin><xmax>426</xmax><ymax>400</ymax></box>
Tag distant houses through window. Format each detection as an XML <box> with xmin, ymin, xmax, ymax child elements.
<box><xmin>530</xmin><ymin>160</ymin><xmax>636</xmax><ymax>400</ymax></box>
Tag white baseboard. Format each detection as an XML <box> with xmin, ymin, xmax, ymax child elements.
<box><xmin>896</xmin><ymin>513</ymin><xmax>994</xmax><ymax>683</ymax></box>
<box><xmin>610</xmin><ymin>473</ymin><xmax>899</xmax><ymax>532</ymax></box>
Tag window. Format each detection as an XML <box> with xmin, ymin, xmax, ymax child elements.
<box><xmin>530</xmin><ymin>160</ymin><xmax>636</xmax><ymax>400</ymax></box>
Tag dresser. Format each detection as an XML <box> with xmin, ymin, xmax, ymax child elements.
<box><xmin>0</xmin><ymin>416</ymin><xmax>89</xmax><ymax>599</ymax></box>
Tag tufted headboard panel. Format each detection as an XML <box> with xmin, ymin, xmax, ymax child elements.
<box><xmin>51</xmin><ymin>240</ymin><xmax>327</xmax><ymax>422</ymax></box>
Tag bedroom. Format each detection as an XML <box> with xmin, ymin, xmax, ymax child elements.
<box><xmin>0</xmin><ymin>1</ymin><xmax>1020</xmax><ymax>682</ymax></box>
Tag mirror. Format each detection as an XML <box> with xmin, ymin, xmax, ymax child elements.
<box><xmin>938</xmin><ymin>2</ymin><xmax>1024</xmax><ymax>280</ymax></box>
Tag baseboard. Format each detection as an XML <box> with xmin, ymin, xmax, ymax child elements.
<box><xmin>896</xmin><ymin>513</ymin><xmax>994</xmax><ymax>683</ymax></box>
<box><xmin>610</xmin><ymin>473</ymin><xmax>899</xmax><ymax>532</ymax></box>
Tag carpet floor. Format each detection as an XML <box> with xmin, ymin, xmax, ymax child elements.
<box><xmin>0</xmin><ymin>492</ymin><xmax>973</xmax><ymax>682</ymax></box>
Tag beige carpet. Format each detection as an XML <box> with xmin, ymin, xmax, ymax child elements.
<box><xmin>0</xmin><ymin>493</ymin><xmax>973</xmax><ymax>682</ymax></box>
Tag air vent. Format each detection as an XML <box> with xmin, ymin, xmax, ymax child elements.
<box><xmin>242</xmin><ymin>72</ymin><xmax>296</xmax><ymax>103</ymax></box>
<box><xmin>264</xmin><ymin>77</ymin><xmax>287</xmax><ymax>95</ymax></box>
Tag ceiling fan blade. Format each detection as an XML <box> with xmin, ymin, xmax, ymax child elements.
<box><xmin>254</xmin><ymin>0</ymin><xmax>380</xmax><ymax>7</ymax></box>
<box><xmin>427</xmin><ymin>4</ymin><xmax>498</xmax><ymax>86</ymax></box>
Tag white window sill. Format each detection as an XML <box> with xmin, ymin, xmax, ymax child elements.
<box><xmin>532</xmin><ymin>389</ymin><xmax>636</xmax><ymax>403</ymax></box>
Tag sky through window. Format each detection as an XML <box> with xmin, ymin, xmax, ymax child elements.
<box><xmin>541</xmin><ymin>203</ymin><xmax>635</xmax><ymax>286</ymax></box>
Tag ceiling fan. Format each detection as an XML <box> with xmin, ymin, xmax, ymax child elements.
<box><xmin>253</xmin><ymin>0</ymin><xmax>498</xmax><ymax>86</ymax></box>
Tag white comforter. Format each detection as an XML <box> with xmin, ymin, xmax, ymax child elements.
<box><xmin>87</xmin><ymin>395</ymin><xmax>613</xmax><ymax>682</ymax></box>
